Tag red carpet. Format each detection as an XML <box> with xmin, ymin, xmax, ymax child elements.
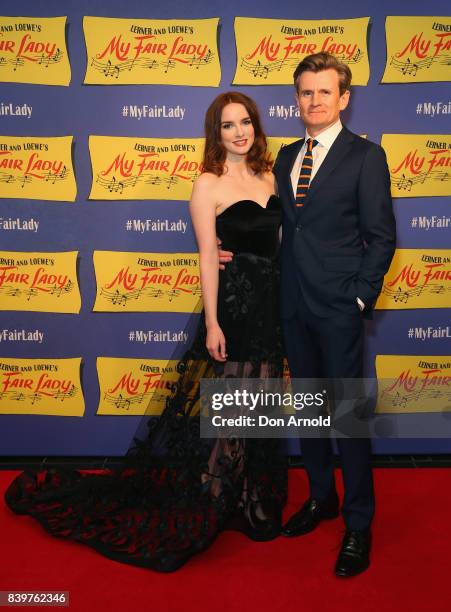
<box><xmin>1</xmin><ymin>468</ymin><xmax>450</xmax><ymax>612</ymax></box>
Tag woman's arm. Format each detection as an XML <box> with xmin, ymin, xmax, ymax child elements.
<box><xmin>189</xmin><ymin>174</ymin><xmax>227</xmax><ymax>361</ymax></box>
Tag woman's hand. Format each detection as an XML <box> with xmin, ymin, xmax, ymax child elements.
<box><xmin>217</xmin><ymin>237</ymin><xmax>233</xmax><ymax>270</ymax></box>
<box><xmin>206</xmin><ymin>324</ymin><xmax>227</xmax><ymax>362</ymax></box>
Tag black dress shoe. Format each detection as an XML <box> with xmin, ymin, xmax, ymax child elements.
<box><xmin>334</xmin><ymin>529</ymin><xmax>371</xmax><ymax>577</ymax></box>
<box><xmin>281</xmin><ymin>495</ymin><xmax>339</xmax><ymax>537</ymax></box>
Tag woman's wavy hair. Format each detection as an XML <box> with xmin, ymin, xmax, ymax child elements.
<box><xmin>202</xmin><ymin>92</ymin><xmax>272</xmax><ymax>176</ymax></box>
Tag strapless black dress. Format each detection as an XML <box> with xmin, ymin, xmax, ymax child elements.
<box><xmin>4</xmin><ymin>195</ymin><xmax>287</xmax><ymax>572</ymax></box>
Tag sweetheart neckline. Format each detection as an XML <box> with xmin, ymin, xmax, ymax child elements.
<box><xmin>216</xmin><ymin>194</ymin><xmax>279</xmax><ymax>218</ymax></box>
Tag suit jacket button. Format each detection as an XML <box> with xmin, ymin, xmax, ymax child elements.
<box><xmin>296</xmin><ymin>225</ymin><xmax>301</xmax><ymax>231</ymax></box>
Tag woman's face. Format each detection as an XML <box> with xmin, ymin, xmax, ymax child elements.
<box><xmin>219</xmin><ymin>103</ymin><xmax>255</xmax><ymax>157</ymax></box>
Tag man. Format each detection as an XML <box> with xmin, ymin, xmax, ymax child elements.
<box><xmin>272</xmin><ymin>52</ymin><xmax>396</xmax><ymax>577</ymax></box>
<box><xmin>219</xmin><ymin>52</ymin><xmax>395</xmax><ymax>575</ymax></box>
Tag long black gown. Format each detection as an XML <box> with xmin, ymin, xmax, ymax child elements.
<box><xmin>4</xmin><ymin>195</ymin><xmax>287</xmax><ymax>572</ymax></box>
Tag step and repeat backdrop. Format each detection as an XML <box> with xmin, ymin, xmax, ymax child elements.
<box><xmin>0</xmin><ymin>0</ymin><xmax>450</xmax><ymax>455</ymax></box>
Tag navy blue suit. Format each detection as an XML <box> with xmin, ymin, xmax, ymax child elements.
<box><xmin>273</xmin><ymin>126</ymin><xmax>396</xmax><ymax>529</ymax></box>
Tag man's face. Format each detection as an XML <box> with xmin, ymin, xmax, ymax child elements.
<box><xmin>295</xmin><ymin>68</ymin><xmax>350</xmax><ymax>137</ymax></box>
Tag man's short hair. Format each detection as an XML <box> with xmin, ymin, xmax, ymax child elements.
<box><xmin>293</xmin><ymin>52</ymin><xmax>352</xmax><ymax>95</ymax></box>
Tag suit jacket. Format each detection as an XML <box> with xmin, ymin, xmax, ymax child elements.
<box><xmin>273</xmin><ymin>126</ymin><xmax>396</xmax><ymax>319</ymax></box>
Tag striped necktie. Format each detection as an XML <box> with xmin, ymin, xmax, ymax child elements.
<box><xmin>295</xmin><ymin>138</ymin><xmax>318</xmax><ymax>207</ymax></box>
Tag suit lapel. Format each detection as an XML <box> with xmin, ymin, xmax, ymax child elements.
<box><xmin>305</xmin><ymin>127</ymin><xmax>354</xmax><ymax>202</ymax></box>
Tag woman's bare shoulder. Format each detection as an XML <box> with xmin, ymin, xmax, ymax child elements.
<box><xmin>194</xmin><ymin>172</ymin><xmax>220</xmax><ymax>188</ymax></box>
<box><xmin>191</xmin><ymin>172</ymin><xmax>221</xmax><ymax>202</ymax></box>
<box><xmin>190</xmin><ymin>173</ymin><xmax>221</xmax><ymax>210</ymax></box>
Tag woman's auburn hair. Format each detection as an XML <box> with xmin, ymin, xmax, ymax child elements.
<box><xmin>201</xmin><ymin>91</ymin><xmax>272</xmax><ymax>176</ymax></box>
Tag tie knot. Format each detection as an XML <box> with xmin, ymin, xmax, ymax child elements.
<box><xmin>307</xmin><ymin>138</ymin><xmax>318</xmax><ymax>152</ymax></box>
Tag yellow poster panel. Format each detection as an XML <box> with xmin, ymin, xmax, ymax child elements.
<box><xmin>89</xmin><ymin>136</ymin><xmax>203</xmax><ymax>201</ymax></box>
<box><xmin>233</xmin><ymin>17</ymin><xmax>369</xmax><ymax>85</ymax></box>
<box><xmin>0</xmin><ymin>136</ymin><xmax>76</xmax><ymax>202</ymax></box>
<box><xmin>0</xmin><ymin>358</ymin><xmax>84</xmax><ymax>416</ymax></box>
<box><xmin>382</xmin><ymin>16</ymin><xmax>451</xmax><ymax>83</ymax></box>
<box><xmin>382</xmin><ymin>134</ymin><xmax>450</xmax><ymax>198</ymax></box>
<box><xmin>96</xmin><ymin>357</ymin><xmax>189</xmax><ymax>415</ymax></box>
<box><xmin>0</xmin><ymin>251</ymin><xmax>80</xmax><ymax>313</ymax></box>
<box><xmin>83</xmin><ymin>17</ymin><xmax>220</xmax><ymax>86</ymax></box>
<box><xmin>376</xmin><ymin>249</ymin><xmax>451</xmax><ymax>310</ymax></box>
<box><xmin>376</xmin><ymin>355</ymin><xmax>451</xmax><ymax>414</ymax></box>
<box><xmin>93</xmin><ymin>251</ymin><xmax>201</xmax><ymax>313</ymax></box>
<box><xmin>267</xmin><ymin>137</ymin><xmax>299</xmax><ymax>163</ymax></box>
<box><xmin>0</xmin><ymin>16</ymin><xmax>70</xmax><ymax>85</ymax></box>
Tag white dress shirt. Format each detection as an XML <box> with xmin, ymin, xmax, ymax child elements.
<box><xmin>289</xmin><ymin>119</ymin><xmax>365</xmax><ymax>311</ymax></box>
<box><xmin>290</xmin><ymin>119</ymin><xmax>343</xmax><ymax>197</ymax></box>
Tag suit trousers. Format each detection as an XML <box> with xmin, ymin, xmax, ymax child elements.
<box><xmin>282</xmin><ymin>288</ymin><xmax>375</xmax><ymax>531</ymax></box>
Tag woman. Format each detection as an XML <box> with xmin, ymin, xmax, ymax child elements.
<box><xmin>4</xmin><ymin>92</ymin><xmax>287</xmax><ymax>572</ymax></box>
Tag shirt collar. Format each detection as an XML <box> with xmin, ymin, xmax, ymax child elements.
<box><xmin>305</xmin><ymin>119</ymin><xmax>342</xmax><ymax>150</ymax></box>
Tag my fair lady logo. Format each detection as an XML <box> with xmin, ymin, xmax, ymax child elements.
<box><xmin>0</xmin><ymin>31</ymin><xmax>59</xmax><ymax>64</ymax></box>
<box><xmin>385</xmin><ymin>362</ymin><xmax>451</xmax><ymax>395</ymax></box>
<box><xmin>108</xmin><ymin>365</ymin><xmax>175</xmax><ymax>396</ymax></box>
<box><xmin>392</xmin><ymin>142</ymin><xmax>450</xmax><ymax>176</ymax></box>
<box><xmin>395</xmin><ymin>29</ymin><xmax>451</xmax><ymax>60</ymax></box>
<box><xmin>97</xmin><ymin>33</ymin><xmax>209</xmax><ymax>64</ymax></box>
<box><xmin>387</xmin><ymin>255</ymin><xmax>451</xmax><ymax>289</ymax></box>
<box><xmin>0</xmin><ymin>264</ymin><xmax>69</xmax><ymax>293</ymax></box>
<box><xmin>0</xmin><ymin>150</ymin><xmax>66</xmax><ymax>180</ymax></box>
<box><xmin>104</xmin><ymin>261</ymin><xmax>199</xmax><ymax>295</ymax></box>
<box><xmin>246</xmin><ymin>33</ymin><xmax>359</xmax><ymax>63</ymax></box>
<box><xmin>100</xmin><ymin>146</ymin><xmax>200</xmax><ymax>182</ymax></box>
<box><xmin>1</xmin><ymin>369</ymin><xmax>74</xmax><ymax>397</ymax></box>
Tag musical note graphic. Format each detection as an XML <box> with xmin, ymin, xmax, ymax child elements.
<box><xmin>163</xmin><ymin>176</ymin><xmax>178</xmax><ymax>189</ymax></box>
<box><xmin>7</xmin><ymin>49</ymin><xmax>64</xmax><ymax>71</ymax></box>
<box><xmin>240</xmin><ymin>58</ymin><xmax>273</xmax><ymax>79</ymax></box>
<box><xmin>191</xmin><ymin>286</ymin><xmax>203</xmax><ymax>297</ymax></box>
<box><xmin>381</xmin><ymin>387</ymin><xmax>451</xmax><ymax>410</ymax></box>
<box><xmin>25</xmin><ymin>287</ymin><xmax>39</xmax><ymax>301</ymax></box>
<box><xmin>96</xmin><ymin>174</ymin><xmax>141</xmax><ymax>194</ymax></box>
<box><xmin>336</xmin><ymin>49</ymin><xmax>365</xmax><ymax>65</ymax></box>
<box><xmin>11</xmin><ymin>392</ymin><xmax>26</xmax><ymax>402</ymax></box>
<box><xmin>145</xmin><ymin>175</ymin><xmax>162</xmax><ymax>186</ymax></box>
<box><xmin>428</xmin><ymin>284</ymin><xmax>446</xmax><ymax>295</ymax></box>
<box><xmin>1</xmin><ymin>169</ymin><xmax>70</xmax><ymax>187</ymax></box>
<box><xmin>1</xmin><ymin>387</ymin><xmax>78</xmax><ymax>405</ymax></box>
<box><xmin>30</xmin><ymin>392</ymin><xmax>41</xmax><ymax>405</ymax></box>
<box><xmin>91</xmin><ymin>56</ymin><xmax>161</xmax><ymax>77</ymax></box>
<box><xmin>188</xmin><ymin>49</ymin><xmax>214</xmax><ymax>69</ymax></box>
<box><xmin>381</xmin><ymin>283</ymin><xmax>451</xmax><ymax>304</ymax></box>
<box><xmin>0</xmin><ymin>280</ymin><xmax>73</xmax><ymax>300</ymax></box>
<box><xmin>95</xmin><ymin>171</ymin><xmax>183</xmax><ymax>195</ymax></box>
<box><xmin>187</xmin><ymin>171</ymin><xmax>200</xmax><ymax>183</ymax></box>
<box><xmin>53</xmin><ymin>386</ymin><xmax>77</xmax><ymax>401</ymax></box>
<box><xmin>113</xmin><ymin>393</ymin><xmax>131</xmax><ymax>411</ymax></box>
<box><xmin>11</xmin><ymin>57</ymin><xmax>25</xmax><ymax>71</ymax></box>
<box><xmin>0</xmin><ymin>57</ymin><xmax>7</xmax><ymax>66</ymax></box>
<box><xmin>389</xmin><ymin>54</ymin><xmax>446</xmax><ymax>77</ymax></box>
<box><xmin>108</xmin><ymin>175</ymin><xmax>124</xmax><ymax>194</ymax></box>
<box><xmin>37</xmin><ymin>49</ymin><xmax>63</xmax><ymax>68</ymax></box>
<box><xmin>0</xmin><ymin>173</ymin><xmax>15</xmax><ymax>184</ymax></box>
<box><xmin>6</xmin><ymin>287</ymin><xmax>20</xmax><ymax>297</ymax></box>
<box><xmin>17</xmin><ymin>174</ymin><xmax>32</xmax><ymax>188</ymax></box>
<box><xmin>104</xmin><ymin>391</ymin><xmax>151</xmax><ymax>410</ymax></box>
<box><xmin>391</xmin><ymin>171</ymin><xmax>450</xmax><ymax>191</ymax></box>
<box><xmin>142</xmin><ymin>59</ymin><xmax>159</xmax><ymax>70</ymax></box>
<box><xmin>163</xmin><ymin>59</ymin><xmax>176</xmax><ymax>73</ymax></box>
<box><xmin>167</xmin><ymin>289</ymin><xmax>180</xmax><ymax>302</ymax></box>
<box><xmin>99</xmin><ymin>283</ymin><xmax>200</xmax><ymax>306</ymax></box>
